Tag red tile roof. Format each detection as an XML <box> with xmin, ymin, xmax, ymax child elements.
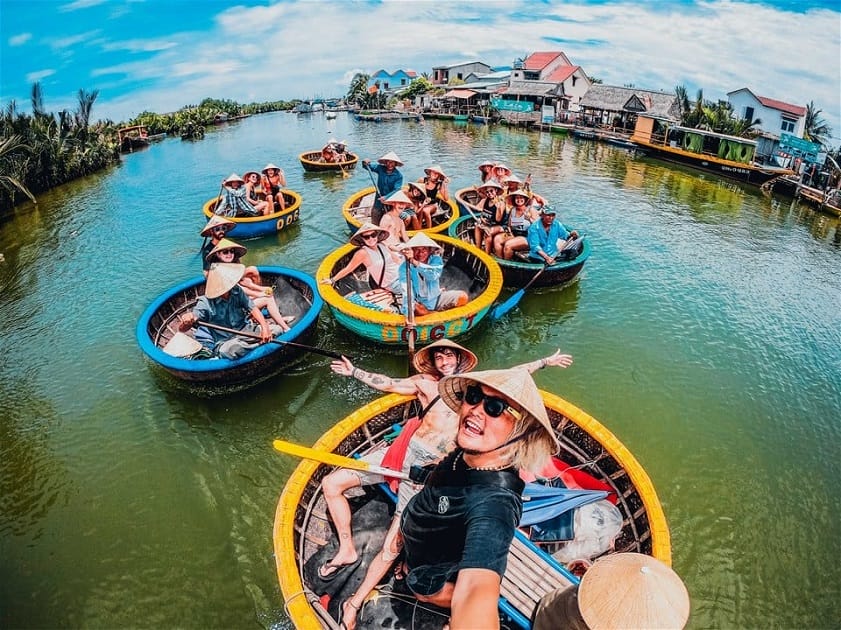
<box><xmin>443</xmin><ymin>89</ymin><xmax>477</xmax><ymax>99</ymax></box>
<box><xmin>544</xmin><ymin>65</ymin><xmax>578</xmax><ymax>82</ymax></box>
<box><xmin>524</xmin><ymin>52</ymin><xmax>564</xmax><ymax>70</ymax></box>
<box><xmin>757</xmin><ymin>95</ymin><xmax>806</xmax><ymax>117</ymax></box>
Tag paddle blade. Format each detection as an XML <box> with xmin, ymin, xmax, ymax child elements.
<box><xmin>490</xmin><ymin>288</ymin><xmax>526</xmax><ymax>320</ymax></box>
<box><xmin>272</xmin><ymin>439</ymin><xmax>410</xmax><ymax>479</ymax></box>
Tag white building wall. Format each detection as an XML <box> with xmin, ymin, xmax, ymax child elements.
<box><xmin>728</xmin><ymin>90</ymin><xmax>806</xmax><ymax>139</ymax></box>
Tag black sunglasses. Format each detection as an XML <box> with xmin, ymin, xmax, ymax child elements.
<box><xmin>459</xmin><ymin>384</ymin><xmax>521</xmax><ymax>420</ymax></box>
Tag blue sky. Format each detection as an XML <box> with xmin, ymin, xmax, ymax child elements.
<box><xmin>2</xmin><ymin>0</ymin><xmax>839</xmax><ymax>143</ymax></box>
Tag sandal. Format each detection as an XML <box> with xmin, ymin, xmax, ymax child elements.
<box><xmin>317</xmin><ymin>557</ymin><xmax>359</xmax><ymax>582</ymax></box>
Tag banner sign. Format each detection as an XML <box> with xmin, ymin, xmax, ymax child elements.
<box><xmin>491</xmin><ymin>97</ymin><xmax>533</xmax><ymax>113</ymax></box>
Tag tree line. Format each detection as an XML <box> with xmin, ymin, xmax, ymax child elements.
<box><xmin>0</xmin><ymin>85</ymin><xmax>300</xmax><ymax>213</ymax></box>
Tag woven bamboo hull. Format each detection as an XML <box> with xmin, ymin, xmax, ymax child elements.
<box><xmin>136</xmin><ymin>267</ymin><xmax>322</xmax><ymax>389</ymax></box>
<box><xmin>317</xmin><ymin>234</ymin><xmax>502</xmax><ymax>345</ymax></box>
<box><xmin>299</xmin><ymin>151</ymin><xmax>359</xmax><ymax>172</ymax></box>
<box><xmin>448</xmin><ymin>216</ymin><xmax>590</xmax><ymax>288</ymax></box>
<box><xmin>201</xmin><ymin>190</ymin><xmax>303</xmax><ymax>239</ymax></box>
<box><xmin>342</xmin><ymin>187</ymin><xmax>459</xmax><ymax>235</ymax></box>
<box><xmin>273</xmin><ymin>392</ymin><xmax>671</xmax><ymax>629</ymax></box>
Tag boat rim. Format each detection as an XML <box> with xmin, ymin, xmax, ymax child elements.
<box><xmin>201</xmin><ymin>189</ymin><xmax>302</xmax><ymax>223</ymax></box>
<box><xmin>341</xmin><ymin>186</ymin><xmax>460</xmax><ymax>235</ymax></box>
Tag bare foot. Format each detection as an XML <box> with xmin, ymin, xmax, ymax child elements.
<box><xmin>341</xmin><ymin>599</ymin><xmax>361</xmax><ymax>630</ymax></box>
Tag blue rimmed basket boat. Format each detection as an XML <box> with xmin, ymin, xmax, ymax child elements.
<box><xmin>201</xmin><ymin>189</ymin><xmax>303</xmax><ymax>240</ymax></box>
<box><xmin>136</xmin><ymin>266</ymin><xmax>322</xmax><ymax>390</ymax></box>
<box><xmin>448</xmin><ymin>215</ymin><xmax>590</xmax><ymax>289</ymax></box>
<box><xmin>316</xmin><ymin>234</ymin><xmax>502</xmax><ymax>345</ymax></box>
<box><xmin>273</xmin><ymin>391</ymin><xmax>671</xmax><ymax>629</ymax></box>
<box><xmin>299</xmin><ymin>150</ymin><xmax>358</xmax><ymax>172</ymax></box>
<box><xmin>341</xmin><ymin>186</ymin><xmax>459</xmax><ymax>236</ymax></box>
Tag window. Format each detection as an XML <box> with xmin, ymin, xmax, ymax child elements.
<box><xmin>457</xmin><ymin>73</ymin><xmax>463</xmax><ymax>80</ymax></box>
<box><xmin>781</xmin><ymin>116</ymin><xmax>796</xmax><ymax>133</ymax></box>
<box><xmin>572</xmin><ymin>76</ymin><xmax>577</xmax><ymax>86</ymax></box>
<box><xmin>743</xmin><ymin>106</ymin><xmax>754</xmax><ymax>121</ymax></box>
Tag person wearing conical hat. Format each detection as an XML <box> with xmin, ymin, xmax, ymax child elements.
<box><xmin>477</xmin><ymin>160</ymin><xmax>496</xmax><ymax>183</ymax></box>
<box><xmin>261</xmin><ymin>163</ymin><xmax>286</xmax><ymax>213</ymax></box>
<box><xmin>475</xmin><ymin>178</ymin><xmax>508</xmax><ymax>254</ymax></box>
<box><xmin>362</xmin><ymin>150</ymin><xmax>404</xmax><ymax>226</ymax></box>
<box><xmin>200</xmin><ymin>215</ymin><xmax>236</xmax><ymax>267</ymax></box>
<box><xmin>422</xmin><ymin>164</ymin><xmax>450</xmax><ymax>204</ymax></box>
<box><xmin>399</xmin><ymin>368</ymin><xmax>560</xmax><ymax>629</ymax></box>
<box><xmin>204</xmin><ymin>239</ymin><xmax>292</xmax><ymax>331</ymax></box>
<box><xmin>321</xmin><ymin>223</ymin><xmax>403</xmax><ymax>301</ymax></box>
<box><xmin>379</xmin><ymin>189</ymin><xmax>412</xmax><ymax>249</ymax></box>
<box><xmin>396</xmin><ymin>232</ymin><xmax>468</xmax><ymax>316</ymax></box>
<box><xmin>178</xmin><ymin>262</ymin><xmax>283</xmax><ymax>360</ymax></box>
<box><xmin>243</xmin><ymin>171</ymin><xmax>271</xmax><ymax>215</ymax></box>
<box><xmin>325</xmin><ymin>349</ymin><xmax>574</xmax><ymax>630</ymax></box>
<box><xmin>214</xmin><ymin>173</ymin><xmax>260</xmax><ymax>218</ymax></box>
<box><xmin>493</xmin><ymin>189</ymin><xmax>538</xmax><ymax>260</ymax></box>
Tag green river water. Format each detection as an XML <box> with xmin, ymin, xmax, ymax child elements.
<box><xmin>1</xmin><ymin>112</ymin><xmax>839</xmax><ymax>629</ymax></box>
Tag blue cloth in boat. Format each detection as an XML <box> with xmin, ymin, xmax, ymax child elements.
<box><xmin>527</xmin><ymin>218</ymin><xmax>571</xmax><ymax>260</ymax></box>
<box><xmin>363</xmin><ymin>162</ymin><xmax>403</xmax><ymax>223</ymax></box>
<box><xmin>192</xmin><ymin>285</ymin><xmax>256</xmax><ymax>356</ymax></box>
<box><xmin>400</xmin><ymin>449</ymin><xmax>523</xmax><ymax>597</ymax></box>
<box><xmin>398</xmin><ymin>253</ymin><xmax>443</xmax><ymax>313</ymax></box>
<box><xmin>215</xmin><ymin>186</ymin><xmax>260</xmax><ymax>218</ymax></box>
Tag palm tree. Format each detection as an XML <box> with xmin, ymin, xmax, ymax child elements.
<box><xmin>804</xmin><ymin>101</ymin><xmax>832</xmax><ymax>147</ymax></box>
<box><xmin>31</xmin><ymin>82</ymin><xmax>47</xmax><ymax>118</ymax></box>
<box><xmin>346</xmin><ymin>73</ymin><xmax>370</xmax><ymax>108</ymax></box>
<box><xmin>0</xmin><ymin>135</ymin><xmax>36</xmax><ymax>204</ymax></box>
<box><xmin>75</xmin><ymin>88</ymin><xmax>99</xmax><ymax>141</ymax></box>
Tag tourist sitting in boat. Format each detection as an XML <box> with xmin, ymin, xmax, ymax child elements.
<box><xmin>422</xmin><ymin>164</ymin><xmax>450</xmax><ymax>203</ymax></box>
<box><xmin>322</xmin><ymin>344</ymin><xmax>573</xmax><ymax>630</ymax></box>
<box><xmin>214</xmin><ymin>173</ymin><xmax>262</xmax><ymax>218</ymax></box>
<box><xmin>200</xmin><ymin>214</ymin><xmax>236</xmax><ymax>265</ymax></box>
<box><xmin>243</xmin><ymin>171</ymin><xmax>271</xmax><ymax>215</ymax></box>
<box><xmin>362</xmin><ymin>151</ymin><xmax>404</xmax><ymax>225</ymax></box>
<box><xmin>477</xmin><ymin>160</ymin><xmax>495</xmax><ymax>183</ymax></box>
<box><xmin>261</xmin><ymin>163</ymin><xmax>286</xmax><ymax>213</ymax></box>
<box><xmin>332</xmin><ymin>139</ymin><xmax>349</xmax><ymax>161</ymax></box>
<box><xmin>321</xmin><ymin>144</ymin><xmax>337</xmax><ymax>163</ymax></box>
<box><xmin>474</xmin><ymin>179</ymin><xmax>508</xmax><ymax>254</ymax></box>
<box><xmin>321</xmin><ymin>223</ymin><xmax>403</xmax><ymax>302</ymax></box>
<box><xmin>493</xmin><ymin>162</ymin><xmax>513</xmax><ymax>182</ymax></box>
<box><xmin>404</xmin><ymin>181</ymin><xmax>427</xmax><ymax>230</ymax></box>
<box><xmin>493</xmin><ymin>190</ymin><xmax>538</xmax><ymax>259</ymax></box>
<box><xmin>379</xmin><ymin>189</ymin><xmax>411</xmax><ymax>249</ymax></box>
<box><xmin>178</xmin><ymin>263</ymin><xmax>281</xmax><ymax>360</ymax></box>
<box><xmin>399</xmin><ymin>368</ymin><xmax>559</xmax><ymax>629</ymax></box>
<box><xmin>527</xmin><ymin>206</ymin><xmax>580</xmax><ymax>265</ymax></box>
<box><xmin>204</xmin><ymin>239</ymin><xmax>291</xmax><ymax>332</ymax></box>
<box><xmin>397</xmin><ymin>233</ymin><xmax>468</xmax><ymax>316</ymax></box>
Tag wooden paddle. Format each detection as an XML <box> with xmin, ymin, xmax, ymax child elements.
<box><xmin>403</xmin><ymin>254</ymin><xmax>417</xmax><ymax>371</ymax></box>
<box><xmin>272</xmin><ymin>439</ymin><xmax>411</xmax><ymax>480</ymax></box>
<box><xmin>490</xmin><ymin>264</ymin><xmax>548</xmax><ymax>320</ymax></box>
<box><xmin>196</xmin><ymin>320</ymin><xmax>348</xmax><ymax>360</ymax></box>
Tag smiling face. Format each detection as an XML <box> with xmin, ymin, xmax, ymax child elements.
<box><xmin>456</xmin><ymin>383</ymin><xmax>519</xmax><ymax>453</ymax></box>
<box><xmin>433</xmin><ymin>348</ymin><xmax>460</xmax><ymax>377</ymax></box>
<box><xmin>382</xmin><ymin>160</ymin><xmax>396</xmax><ymax>172</ymax></box>
<box><xmin>216</xmin><ymin>248</ymin><xmax>237</xmax><ymax>262</ymax></box>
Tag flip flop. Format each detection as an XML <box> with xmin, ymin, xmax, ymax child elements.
<box><xmin>318</xmin><ymin>557</ymin><xmax>359</xmax><ymax>582</ymax></box>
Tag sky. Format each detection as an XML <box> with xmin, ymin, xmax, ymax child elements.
<box><xmin>2</xmin><ymin>0</ymin><xmax>840</xmax><ymax>143</ymax></box>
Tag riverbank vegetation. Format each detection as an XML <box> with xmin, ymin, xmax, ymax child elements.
<box><xmin>0</xmin><ymin>87</ymin><xmax>299</xmax><ymax>213</ymax></box>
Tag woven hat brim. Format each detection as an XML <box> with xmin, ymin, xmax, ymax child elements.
<box><xmin>205</xmin><ymin>263</ymin><xmax>246</xmax><ymax>298</ymax></box>
<box><xmin>411</xmin><ymin>339</ymin><xmax>478</xmax><ymax>375</ymax></box>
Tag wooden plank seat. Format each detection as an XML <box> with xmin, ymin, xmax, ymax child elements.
<box><xmin>499</xmin><ymin>531</ymin><xmax>576</xmax><ymax>628</ymax></box>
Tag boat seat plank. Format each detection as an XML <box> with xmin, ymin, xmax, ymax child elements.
<box><xmin>500</xmin><ymin>534</ymin><xmax>574</xmax><ymax>622</ymax></box>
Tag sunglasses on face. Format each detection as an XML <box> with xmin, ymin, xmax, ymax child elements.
<box><xmin>361</xmin><ymin>233</ymin><xmax>379</xmax><ymax>240</ymax></box>
<box><xmin>218</xmin><ymin>249</ymin><xmax>235</xmax><ymax>256</ymax></box>
<box><xmin>459</xmin><ymin>384</ymin><xmax>522</xmax><ymax>420</ymax></box>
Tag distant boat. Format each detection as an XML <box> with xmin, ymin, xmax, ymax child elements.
<box><xmin>117</xmin><ymin>125</ymin><xmax>150</xmax><ymax>152</ymax></box>
<box><xmin>630</xmin><ymin>115</ymin><xmax>793</xmax><ymax>185</ymax></box>
<box><xmin>325</xmin><ymin>112</ymin><xmax>337</xmax><ymax>120</ymax></box>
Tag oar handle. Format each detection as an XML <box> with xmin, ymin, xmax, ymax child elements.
<box><xmin>272</xmin><ymin>439</ymin><xmax>411</xmax><ymax>480</ymax></box>
<box><xmin>196</xmin><ymin>320</ymin><xmax>348</xmax><ymax>360</ymax></box>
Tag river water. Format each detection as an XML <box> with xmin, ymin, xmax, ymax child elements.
<box><xmin>1</xmin><ymin>112</ymin><xmax>839</xmax><ymax>629</ymax></box>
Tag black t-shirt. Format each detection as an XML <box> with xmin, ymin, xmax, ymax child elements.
<box><xmin>400</xmin><ymin>450</ymin><xmax>524</xmax><ymax>596</ymax></box>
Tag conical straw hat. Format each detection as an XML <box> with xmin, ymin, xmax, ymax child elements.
<box><xmin>424</xmin><ymin>164</ymin><xmax>448</xmax><ymax>179</ymax></box>
<box><xmin>162</xmin><ymin>332</ymin><xmax>203</xmax><ymax>357</ymax></box>
<box><xmin>377</xmin><ymin>151</ymin><xmax>404</xmax><ymax>166</ymax></box>
<box><xmin>412</xmin><ymin>339</ymin><xmax>477</xmax><ymax>375</ymax></box>
<box><xmin>383</xmin><ymin>189</ymin><xmax>412</xmax><ymax>206</ymax></box>
<box><xmin>438</xmin><ymin>368</ymin><xmax>557</xmax><ymax>449</ymax></box>
<box><xmin>223</xmin><ymin>173</ymin><xmax>244</xmax><ymax>185</ymax></box>
<box><xmin>478</xmin><ymin>178</ymin><xmax>504</xmax><ymax>191</ymax></box>
<box><xmin>578</xmin><ymin>553</ymin><xmax>690</xmax><ymax>629</ymax></box>
<box><xmin>200</xmin><ymin>214</ymin><xmax>236</xmax><ymax>237</ymax></box>
<box><xmin>262</xmin><ymin>163</ymin><xmax>281</xmax><ymax>173</ymax></box>
<box><xmin>205</xmin><ymin>237</ymin><xmax>247</xmax><ymax>262</ymax></box>
<box><xmin>349</xmin><ymin>222</ymin><xmax>389</xmax><ymax>247</ymax></box>
<box><xmin>205</xmin><ymin>262</ymin><xmax>245</xmax><ymax>298</ymax></box>
<box><xmin>403</xmin><ymin>232</ymin><xmax>441</xmax><ymax>252</ymax></box>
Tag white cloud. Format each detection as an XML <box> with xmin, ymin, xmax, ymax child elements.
<box><xmin>59</xmin><ymin>0</ymin><xmax>107</xmax><ymax>12</ymax></box>
<box><xmin>101</xmin><ymin>38</ymin><xmax>178</xmax><ymax>53</ymax></box>
<box><xmin>50</xmin><ymin>30</ymin><xmax>102</xmax><ymax>50</ymax></box>
<box><xmin>9</xmin><ymin>33</ymin><xmax>32</xmax><ymax>46</ymax></box>
<box><xmin>26</xmin><ymin>69</ymin><xmax>56</xmax><ymax>83</ymax></box>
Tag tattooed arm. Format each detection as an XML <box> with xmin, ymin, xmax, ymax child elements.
<box><xmin>330</xmin><ymin>356</ymin><xmax>419</xmax><ymax>395</ymax></box>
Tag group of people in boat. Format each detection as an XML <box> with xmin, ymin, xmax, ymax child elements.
<box><xmin>320</xmin><ymin>138</ymin><xmax>350</xmax><ymax>163</ymax></box>
<box><xmin>213</xmin><ymin>163</ymin><xmax>287</xmax><ymax>217</ymax></box>
<box><xmin>465</xmin><ymin>161</ymin><xmax>580</xmax><ymax>263</ymax></box>
<box><xmin>173</xmin><ymin>215</ymin><xmax>294</xmax><ymax>360</ymax></box>
<box><xmin>319</xmin><ymin>340</ymin><xmax>576</xmax><ymax>630</ymax></box>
